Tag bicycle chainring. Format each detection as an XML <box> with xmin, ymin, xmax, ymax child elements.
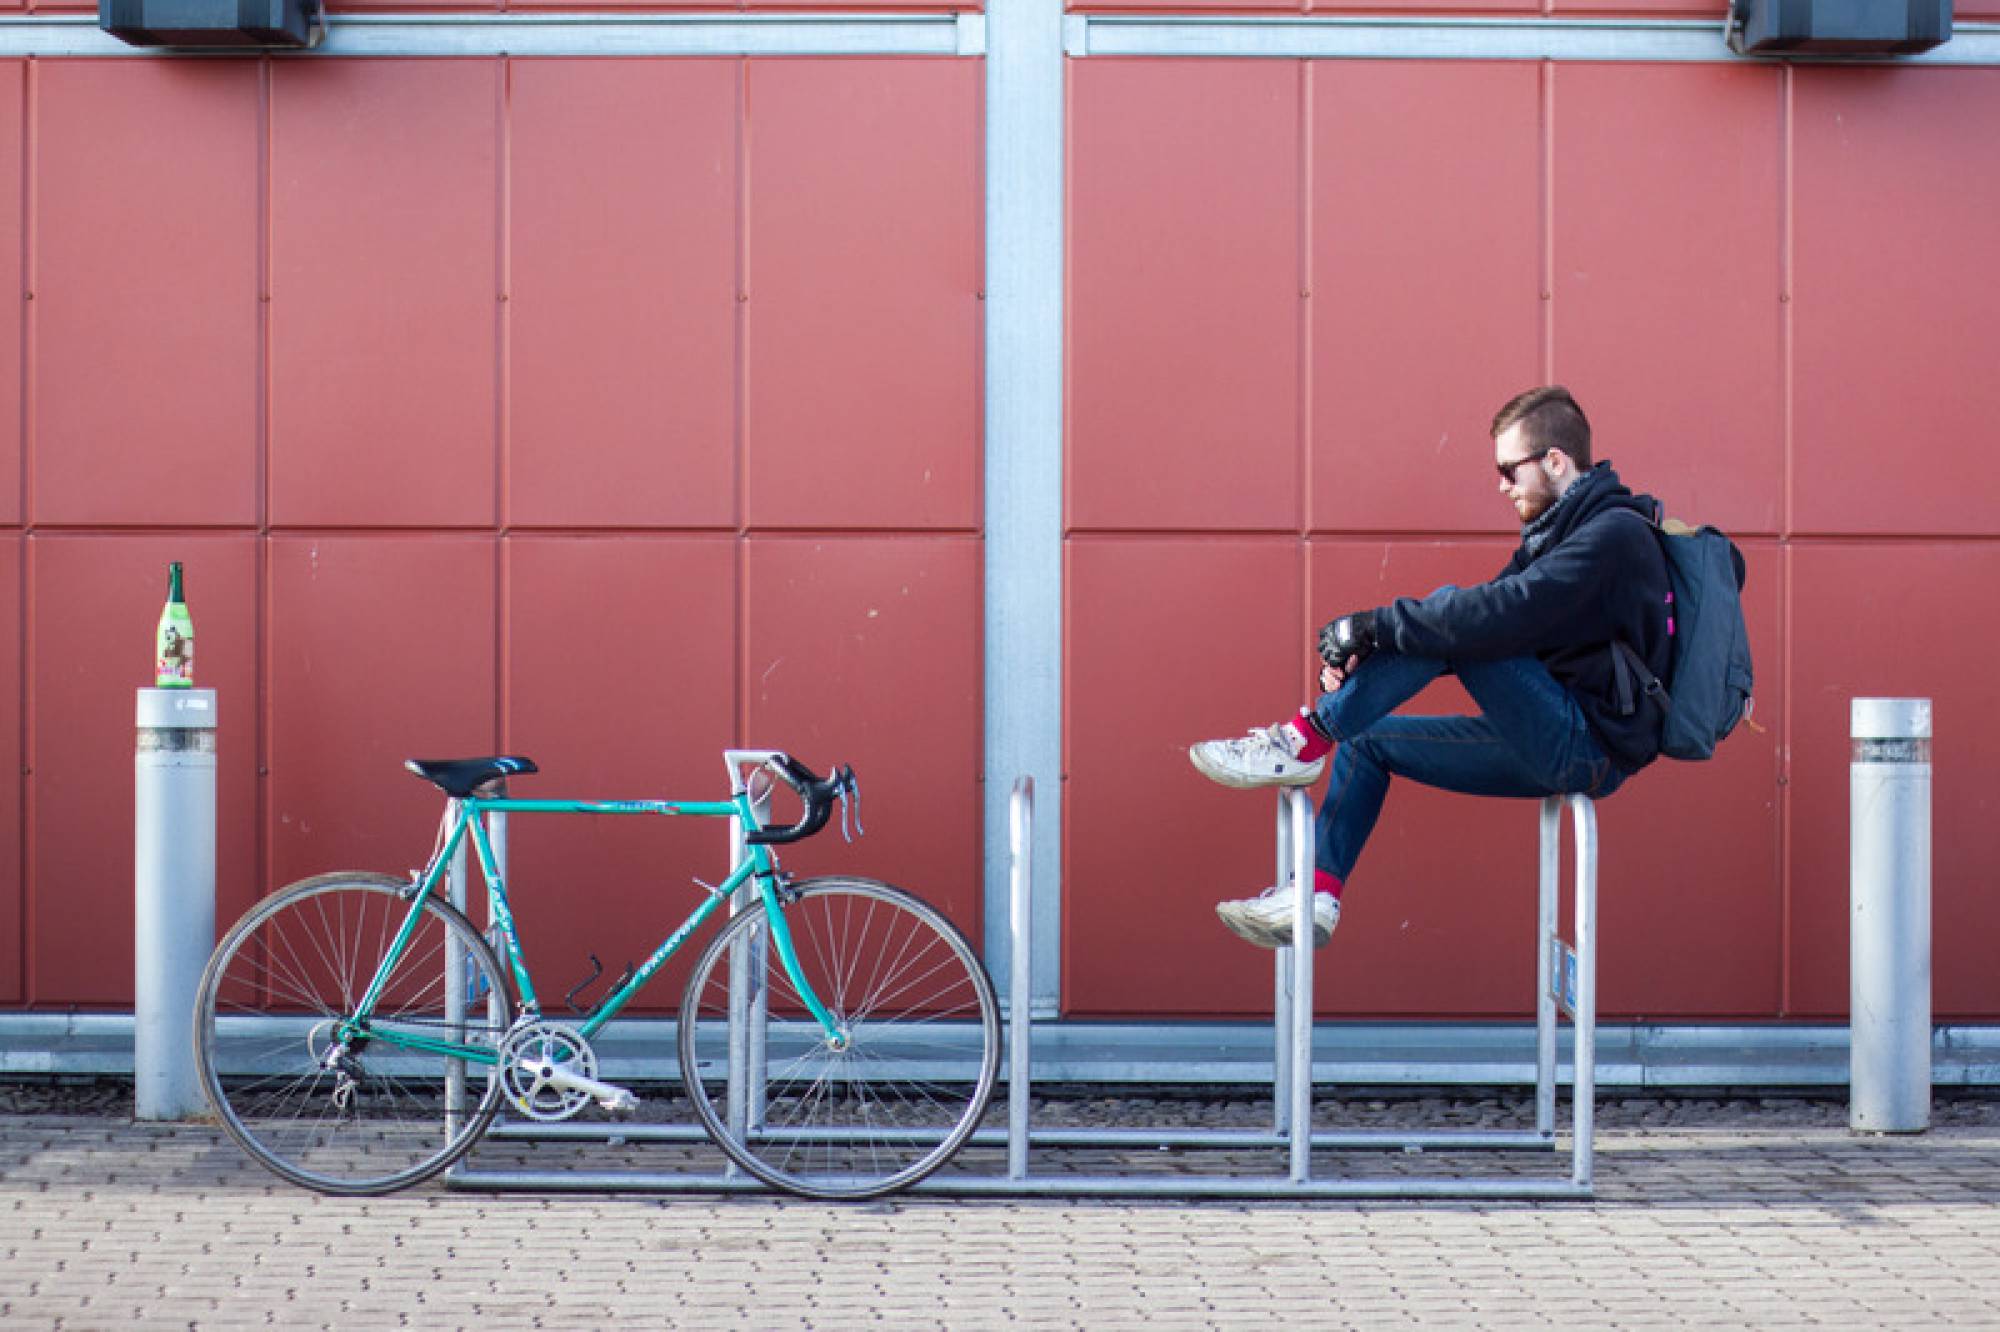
<box><xmin>498</xmin><ymin>1019</ymin><xmax>598</xmax><ymax>1123</ymax></box>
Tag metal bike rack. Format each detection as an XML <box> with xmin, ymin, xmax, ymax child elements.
<box><xmin>449</xmin><ymin>779</ymin><xmax>1598</xmax><ymax>1199</ymax></box>
<box><xmin>949</xmin><ymin>779</ymin><xmax>1598</xmax><ymax>1199</ymax></box>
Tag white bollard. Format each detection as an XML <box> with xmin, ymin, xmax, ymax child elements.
<box><xmin>1850</xmin><ymin>697</ymin><xmax>1932</xmax><ymax>1134</ymax></box>
<box><xmin>134</xmin><ymin>687</ymin><xmax>218</xmax><ymax>1121</ymax></box>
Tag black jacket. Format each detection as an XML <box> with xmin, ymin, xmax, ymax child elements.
<box><xmin>1372</xmin><ymin>462</ymin><xmax>1672</xmax><ymax>774</ymax></box>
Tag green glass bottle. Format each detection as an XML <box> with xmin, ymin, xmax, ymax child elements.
<box><xmin>155</xmin><ymin>562</ymin><xmax>194</xmax><ymax>688</ymax></box>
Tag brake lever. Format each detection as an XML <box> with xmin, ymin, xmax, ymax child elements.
<box><xmin>838</xmin><ymin>767</ymin><xmax>863</xmax><ymax>843</ymax></box>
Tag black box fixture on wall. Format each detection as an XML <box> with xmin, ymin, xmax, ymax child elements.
<box><xmin>100</xmin><ymin>0</ymin><xmax>324</xmax><ymax>48</ymax></box>
<box><xmin>1727</xmin><ymin>0</ymin><xmax>1951</xmax><ymax>53</ymax></box>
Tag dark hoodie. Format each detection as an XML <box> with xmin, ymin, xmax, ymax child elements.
<box><xmin>1371</xmin><ymin>462</ymin><xmax>1672</xmax><ymax>774</ymax></box>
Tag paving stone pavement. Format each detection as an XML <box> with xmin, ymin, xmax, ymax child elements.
<box><xmin>3</xmin><ymin>1092</ymin><xmax>2000</xmax><ymax>1330</ymax></box>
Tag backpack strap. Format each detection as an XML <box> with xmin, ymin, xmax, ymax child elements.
<box><xmin>1609</xmin><ymin>639</ymin><xmax>1656</xmax><ymax>718</ymax></box>
<box><xmin>1606</xmin><ymin>503</ymin><xmax>1670</xmax><ymax>718</ymax></box>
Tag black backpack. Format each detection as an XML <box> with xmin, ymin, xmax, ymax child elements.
<box><xmin>1612</xmin><ymin>507</ymin><xmax>1754</xmax><ymax>762</ymax></box>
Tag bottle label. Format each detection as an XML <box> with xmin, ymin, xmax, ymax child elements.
<box><xmin>156</xmin><ymin>607</ymin><xmax>194</xmax><ymax>688</ymax></box>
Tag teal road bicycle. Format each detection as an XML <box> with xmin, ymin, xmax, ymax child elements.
<box><xmin>192</xmin><ymin>750</ymin><xmax>1002</xmax><ymax>1201</ymax></box>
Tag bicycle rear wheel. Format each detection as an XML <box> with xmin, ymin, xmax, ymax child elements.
<box><xmin>193</xmin><ymin>873</ymin><xmax>513</xmax><ymax>1195</ymax></box>
<box><xmin>679</xmin><ymin>876</ymin><xmax>1000</xmax><ymax>1200</ymax></box>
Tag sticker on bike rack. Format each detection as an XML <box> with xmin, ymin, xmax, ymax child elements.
<box><xmin>1549</xmin><ymin>938</ymin><xmax>1580</xmax><ymax>1019</ymax></box>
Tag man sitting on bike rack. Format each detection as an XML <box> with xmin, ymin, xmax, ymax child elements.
<box><xmin>1189</xmin><ymin>386</ymin><xmax>1674</xmax><ymax>949</ymax></box>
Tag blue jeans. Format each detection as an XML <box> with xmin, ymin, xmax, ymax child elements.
<box><xmin>1309</xmin><ymin>650</ymin><xmax>1625</xmax><ymax>883</ymax></box>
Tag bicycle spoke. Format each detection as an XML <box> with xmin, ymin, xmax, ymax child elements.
<box><xmin>681</xmin><ymin>878</ymin><xmax>998</xmax><ymax>1200</ymax></box>
<box><xmin>195</xmin><ymin>876</ymin><xmax>510</xmax><ymax>1196</ymax></box>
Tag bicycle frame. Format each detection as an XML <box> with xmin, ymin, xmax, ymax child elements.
<box><xmin>341</xmin><ymin>785</ymin><xmax>843</xmax><ymax>1065</ymax></box>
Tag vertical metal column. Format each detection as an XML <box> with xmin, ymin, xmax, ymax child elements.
<box><xmin>726</xmin><ymin>781</ymin><xmax>774</xmax><ymax>1158</ymax></box>
<box><xmin>448</xmin><ymin>795</ymin><xmax>506</xmax><ymax>1142</ymax></box>
<box><xmin>1284</xmin><ymin>789</ymin><xmax>1314</xmax><ymax>1183</ymax></box>
<box><xmin>1008</xmin><ymin>777</ymin><xmax>1034</xmax><ymax>1182</ymax></box>
<box><xmin>1536</xmin><ymin>798</ymin><xmax>1559</xmax><ymax>1139</ymax></box>
<box><xmin>1271</xmin><ymin>793</ymin><xmax>1295</xmax><ymax>1134</ymax></box>
<box><xmin>1850</xmin><ymin>697</ymin><xmax>1933</xmax><ymax>1134</ymax></box>
<box><xmin>983</xmin><ymin>0</ymin><xmax>1065</xmax><ymax>1021</ymax></box>
<box><xmin>1569</xmin><ymin>794</ymin><xmax>1598</xmax><ymax>1190</ymax></box>
<box><xmin>1540</xmin><ymin>794</ymin><xmax>1597</xmax><ymax>1190</ymax></box>
<box><xmin>445</xmin><ymin>798</ymin><xmax>468</xmax><ymax>1138</ymax></box>
<box><xmin>133</xmin><ymin>687</ymin><xmax>218</xmax><ymax>1122</ymax></box>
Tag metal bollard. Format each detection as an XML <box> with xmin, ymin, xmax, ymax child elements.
<box><xmin>1850</xmin><ymin>697</ymin><xmax>1932</xmax><ymax>1134</ymax></box>
<box><xmin>134</xmin><ymin>687</ymin><xmax>218</xmax><ymax>1121</ymax></box>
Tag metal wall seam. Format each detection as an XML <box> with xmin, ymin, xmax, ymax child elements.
<box><xmin>983</xmin><ymin>0</ymin><xmax>1063</xmax><ymax>1020</ymax></box>
<box><xmin>1065</xmin><ymin>14</ymin><xmax>2000</xmax><ymax>65</ymax></box>
<box><xmin>0</xmin><ymin>13</ymin><xmax>985</xmax><ymax>59</ymax></box>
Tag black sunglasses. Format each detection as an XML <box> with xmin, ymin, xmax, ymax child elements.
<box><xmin>1496</xmin><ymin>448</ymin><xmax>1551</xmax><ymax>485</ymax></box>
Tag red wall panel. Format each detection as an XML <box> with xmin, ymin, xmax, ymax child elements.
<box><xmin>267</xmin><ymin>537</ymin><xmax>495</xmax><ymax>890</ymax></box>
<box><xmin>325</xmin><ymin>0</ymin><xmax>498</xmax><ymax>13</ymax></box>
<box><xmin>743</xmin><ymin>60</ymin><xmax>981</xmax><ymax>532</ymax></box>
<box><xmin>1309</xmin><ymin>61</ymin><xmax>1540</xmax><ymax>536</ymax></box>
<box><xmin>1072</xmin><ymin>0</ymin><xmax>1722</xmax><ymax>12</ymax></box>
<box><xmin>503</xmin><ymin>536</ymin><xmax>737</xmax><ymax>1013</ymax></box>
<box><xmin>1788</xmin><ymin>543</ymin><xmax>2000</xmax><ymax>1020</ymax></box>
<box><xmin>269</xmin><ymin>62</ymin><xmax>498</xmax><ymax>528</ymax></box>
<box><xmin>505</xmin><ymin>0</ymin><xmax>984</xmax><ymax>8</ymax></box>
<box><xmin>1551</xmin><ymin>0</ymin><xmax>1723</xmax><ymax>16</ymax></box>
<box><xmin>1309</xmin><ymin>0</ymin><xmax>1537</xmax><ymax>13</ymax></box>
<box><xmin>35</xmin><ymin>61</ymin><xmax>260</xmax><ymax>529</ymax></box>
<box><xmin>1070</xmin><ymin>60</ymin><xmax>1300</xmax><ymax>533</ymax></box>
<box><xmin>1065</xmin><ymin>536</ymin><xmax>1308</xmax><ymax>1018</ymax></box>
<box><xmin>749</xmin><ymin>0</ymin><xmax>982</xmax><ymax>7</ymax></box>
<box><xmin>1552</xmin><ymin>64</ymin><xmax>1784</xmax><ymax>536</ymax></box>
<box><xmin>1074</xmin><ymin>1</ymin><xmax>1319</xmax><ymax>12</ymax></box>
<box><xmin>0</xmin><ymin>538</ymin><xmax>18</xmax><ymax>1002</ymax></box>
<box><xmin>29</xmin><ymin>537</ymin><xmax>258</xmax><ymax>1006</ymax></box>
<box><xmin>743</xmin><ymin>536</ymin><xmax>982</xmax><ymax>942</ymax></box>
<box><xmin>508</xmin><ymin>59</ymin><xmax>738</xmax><ymax>530</ymax></box>
<box><xmin>0</xmin><ymin>62</ymin><xmax>20</xmax><ymax>526</ymax></box>
<box><xmin>1793</xmin><ymin>68</ymin><xmax>2000</xmax><ymax>537</ymax></box>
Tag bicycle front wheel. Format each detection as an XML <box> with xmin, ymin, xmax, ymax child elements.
<box><xmin>679</xmin><ymin>877</ymin><xmax>1000</xmax><ymax>1200</ymax></box>
<box><xmin>193</xmin><ymin>873</ymin><xmax>513</xmax><ymax>1195</ymax></box>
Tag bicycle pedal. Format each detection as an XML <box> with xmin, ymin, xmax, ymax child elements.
<box><xmin>597</xmin><ymin>1089</ymin><xmax>639</xmax><ymax>1114</ymax></box>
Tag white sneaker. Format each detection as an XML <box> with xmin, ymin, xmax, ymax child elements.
<box><xmin>1215</xmin><ymin>883</ymin><xmax>1340</xmax><ymax>949</ymax></box>
<box><xmin>1189</xmin><ymin>724</ymin><xmax>1325</xmax><ymax>789</ymax></box>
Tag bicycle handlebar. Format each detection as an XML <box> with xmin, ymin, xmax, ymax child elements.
<box><xmin>744</xmin><ymin>753</ymin><xmax>859</xmax><ymax>846</ymax></box>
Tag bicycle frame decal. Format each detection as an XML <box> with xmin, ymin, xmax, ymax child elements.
<box><xmin>465</xmin><ymin>813</ymin><xmax>541</xmax><ymax>1013</ymax></box>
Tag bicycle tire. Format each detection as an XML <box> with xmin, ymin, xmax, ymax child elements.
<box><xmin>192</xmin><ymin>873</ymin><xmax>513</xmax><ymax>1196</ymax></box>
<box><xmin>678</xmin><ymin>876</ymin><xmax>1001</xmax><ymax>1200</ymax></box>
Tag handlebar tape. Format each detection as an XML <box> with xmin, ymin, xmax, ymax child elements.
<box><xmin>743</xmin><ymin>756</ymin><xmax>853</xmax><ymax>846</ymax></box>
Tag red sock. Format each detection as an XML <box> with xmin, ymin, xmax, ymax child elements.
<box><xmin>1315</xmin><ymin>869</ymin><xmax>1344</xmax><ymax>901</ymax></box>
<box><xmin>1285</xmin><ymin>710</ymin><xmax>1333</xmax><ymax>763</ymax></box>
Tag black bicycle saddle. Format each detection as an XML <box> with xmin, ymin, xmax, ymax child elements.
<box><xmin>404</xmin><ymin>756</ymin><xmax>539</xmax><ymax>797</ymax></box>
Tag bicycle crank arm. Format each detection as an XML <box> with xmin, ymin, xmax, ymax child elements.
<box><xmin>519</xmin><ymin>1060</ymin><xmax>639</xmax><ymax>1113</ymax></box>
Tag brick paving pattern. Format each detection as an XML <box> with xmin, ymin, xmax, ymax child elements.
<box><xmin>3</xmin><ymin>1090</ymin><xmax>1999</xmax><ymax>1329</ymax></box>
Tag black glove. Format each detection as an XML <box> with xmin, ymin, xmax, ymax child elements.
<box><xmin>1317</xmin><ymin>611</ymin><xmax>1378</xmax><ymax>674</ymax></box>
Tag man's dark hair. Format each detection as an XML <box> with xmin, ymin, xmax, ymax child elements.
<box><xmin>1491</xmin><ymin>385</ymin><xmax>1592</xmax><ymax>470</ymax></box>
